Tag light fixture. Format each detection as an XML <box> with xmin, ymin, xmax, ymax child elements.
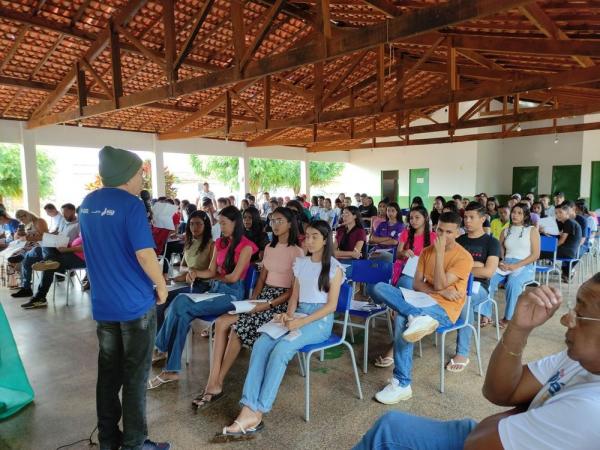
<box><xmin>516</xmin><ymin>124</ymin><xmax>522</xmax><ymax>132</ymax></box>
<box><xmin>554</xmin><ymin>135</ymin><xmax>559</xmax><ymax>144</ymax></box>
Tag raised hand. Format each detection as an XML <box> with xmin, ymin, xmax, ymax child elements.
<box><xmin>511</xmin><ymin>286</ymin><xmax>562</xmax><ymax>331</ymax></box>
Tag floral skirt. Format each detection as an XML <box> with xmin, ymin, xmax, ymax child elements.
<box><xmin>233</xmin><ymin>285</ymin><xmax>288</xmax><ymax>348</ymax></box>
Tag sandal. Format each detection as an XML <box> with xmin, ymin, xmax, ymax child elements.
<box><xmin>445</xmin><ymin>357</ymin><xmax>470</xmax><ymax>373</ymax></box>
<box><xmin>498</xmin><ymin>319</ymin><xmax>509</xmax><ymax>329</ymax></box>
<box><xmin>211</xmin><ymin>420</ymin><xmax>264</xmax><ymax>443</ymax></box>
<box><xmin>374</xmin><ymin>356</ymin><xmax>394</xmax><ymax>368</ymax></box>
<box><xmin>479</xmin><ymin>317</ymin><xmax>493</xmax><ymax>328</ymax></box>
<box><xmin>147</xmin><ymin>374</ymin><xmax>177</xmax><ymax>390</ymax></box>
<box><xmin>191</xmin><ymin>391</ymin><xmax>225</xmax><ymax>411</ymax></box>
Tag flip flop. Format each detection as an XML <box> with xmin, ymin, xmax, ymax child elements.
<box><xmin>374</xmin><ymin>356</ymin><xmax>394</xmax><ymax>368</ymax></box>
<box><xmin>147</xmin><ymin>374</ymin><xmax>177</xmax><ymax>390</ymax></box>
<box><xmin>211</xmin><ymin>420</ymin><xmax>264</xmax><ymax>443</ymax></box>
<box><xmin>479</xmin><ymin>317</ymin><xmax>493</xmax><ymax>328</ymax></box>
<box><xmin>446</xmin><ymin>358</ymin><xmax>470</xmax><ymax>373</ymax></box>
<box><xmin>192</xmin><ymin>391</ymin><xmax>225</xmax><ymax>411</ymax></box>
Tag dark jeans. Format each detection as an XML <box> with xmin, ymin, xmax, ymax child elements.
<box><xmin>96</xmin><ymin>307</ymin><xmax>156</xmax><ymax>450</ymax></box>
<box><xmin>36</xmin><ymin>252</ymin><xmax>86</xmax><ymax>298</ymax></box>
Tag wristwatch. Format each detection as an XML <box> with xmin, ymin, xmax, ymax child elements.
<box><xmin>268</xmin><ymin>300</ymin><xmax>274</xmax><ymax>309</ymax></box>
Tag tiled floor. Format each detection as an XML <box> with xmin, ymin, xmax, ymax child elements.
<box><xmin>0</xmin><ymin>276</ymin><xmax>575</xmax><ymax>450</ymax></box>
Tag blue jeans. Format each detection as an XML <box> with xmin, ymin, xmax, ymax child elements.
<box><xmin>352</xmin><ymin>411</ymin><xmax>477</xmax><ymax>450</ymax></box>
<box><xmin>240</xmin><ymin>302</ymin><xmax>333</xmax><ymax>413</ymax></box>
<box><xmin>455</xmin><ymin>287</ymin><xmax>490</xmax><ymax>357</ymax></box>
<box><xmin>365</xmin><ymin>275</ymin><xmax>413</xmax><ymax>301</ymax></box>
<box><xmin>488</xmin><ymin>258</ymin><xmax>534</xmax><ymax>320</ymax></box>
<box><xmin>155</xmin><ymin>280</ymin><xmax>244</xmax><ymax>372</ymax></box>
<box><xmin>369</xmin><ymin>283</ymin><xmax>453</xmax><ymax>386</ymax></box>
<box><xmin>20</xmin><ymin>247</ymin><xmax>43</xmax><ymax>288</ymax></box>
<box><xmin>155</xmin><ymin>281</ymin><xmax>210</xmax><ymax>332</ymax></box>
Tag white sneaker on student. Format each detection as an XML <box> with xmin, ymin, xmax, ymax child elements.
<box><xmin>402</xmin><ymin>315</ymin><xmax>439</xmax><ymax>343</ymax></box>
<box><xmin>374</xmin><ymin>378</ymin><xmax>412</xmax><ymax>404</ymax></box>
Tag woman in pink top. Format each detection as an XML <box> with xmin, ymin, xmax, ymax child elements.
<box><xmin>151</xmin><ymin>206</ymin><xmax>258</xmax><ymax>389</ymax></box>
<box><xmin>193</xmin><ymin>207</ymin><xmax>304</xmax><ymax>408</ymax></box>
<box><xmin>375</xmin><ymin>206</ymin><xmax>436</xmax><ymax>368</ymax></box>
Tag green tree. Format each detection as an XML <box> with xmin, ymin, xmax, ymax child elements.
<box><xmin>0</xmin><ymin>144</ymin><xmax>55</xmax><ymax>201</ymax></box>
<box><xmin>189</xmin><ymin>155</ymin><xmax>344</xmax><ymax>194</ymax></box>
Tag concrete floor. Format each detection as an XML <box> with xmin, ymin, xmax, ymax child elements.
<box><xmin>0</xmin><ymin>276</ymin><xmax>575</xmax><ymax>450</ymax></box>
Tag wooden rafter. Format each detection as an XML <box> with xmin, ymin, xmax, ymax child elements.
<box><xmin>240</xmin><ymin>0</ymin><xmax>286</xmax><ymax>70</ymax></box>
<box><xmin>80</xmin><ymin>59</ymin><xmax>114</xmax><ymax>99</ymax></box>
<box><xmin>519</xmin><ymin>3</ymin><xmax>594</xmax><ymax>68</ymax></box>
<box><xmin>173</xmin><ymin>0</ymin><xmax>216</xmax><ymax>75</ymax></box>
<box><xmin>361</xmin><ymin>0</ymin><xmax>400</xmax><ymax>18</ymax></box>
<box><xmin>0</xmin><ymin>27</ymin><xmax>28</xmax><ymax>73</ymax></box>
<box><xmin>322</xmin><ymin>50</ymin><xmax>369</xmax><ymax>104</ymax></box>
<box><xmin>115</xmin><ymin>24</ymin><xmax>166</xmax><ymax>67</ymax></box>
<box><xmin>27</xmin><ymin>0</ymin><xmax>538</xmax><ymax>129</ymax></box>
<box><xmin>230</xmin><ymin>0</ymin><xmax>247</xmax><ymax>72</ymax></box>
<box><xmin>161</xmin><ymin>0</ymin><xmax>176</xmax><ymax>84</ymax></box>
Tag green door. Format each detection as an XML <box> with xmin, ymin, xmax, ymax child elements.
<box><xmin>512</xmin><ymin>166</ymin><xmax>539</xmax><ymax>196</ymax></box>
<box><xmin>590</xmin><ymin>161</ymin><xmax>600</xmax><ymax>210</ymax></box>
<box><xmin>551</xmin><ymin>165</ymin><xmax>581</xmax><ymax>201</ymax></box>
<box><xmin>409</xmin><ymin>168</ymin><xmax>429</xmax><ymax>209</ymax></box>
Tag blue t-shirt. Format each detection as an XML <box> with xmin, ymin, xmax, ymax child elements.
<box><xmin>79</xmin><ymin>188</ymin><xmax>155</xmax><ymax>322</ymax></box>
<box><xmin>2</xmin><ymin>218</ymin><xmax>20</xmax><ymax>242</ymax></box>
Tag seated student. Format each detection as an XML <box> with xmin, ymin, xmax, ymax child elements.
<box><xmin>369</xmin><ymin>212</ymin><xmax>473</xmax><ymax>403</ymax></box>
<box><xmin>354</xmin><ymin>281</ymin><xmax>600</xmax><ymax>450</ymax></box>
<box><xmin>309</xmin><ymin>196</ymin><xmax>321</xmax><ymax>219</ymax></box>
<box><xmin>333</xmin><ymin>206</ymin><xmax>367</xmax><ymax>263</ymax></box>
<box><xmin>149</xmin><ymin>206</ymin><xmax>258</xmax><ymax>389</ymax></box>
<box><xmin>19</xmin><ymin>234</ymin><xmax>86</xmax><ymax>309</ymax></box>
<box><xmin>192</xmin><ymin>207</ymin><xmax>304</xmax><ymax>409</ymax></box>
<box><xmin>369</xmin><ymin>202</ymin><xmax>404</xmax><ymax>262</ymax></box>
<box><xmin>531</xmin><ymin>200</ymin><xmax>546</xmax><ymax>219</ymax></box>
<box><xmin>452</xmin><ymin>194</ymin><xmax>464</xmax><ymax>217</ymax></box>
<box><xmin>577</xmin><ymin>200</ymin><xmax>598</xmax><ymax>242</ymax></box>
<box><xmin>286</xmin><ymin>199</ymin><xmax>309</xmax><ymax>238</ymax></box>
<box><xmin>260</xmin><ymin>192</ymin><xmax>271</xmax><ymax>219</ymax></box>
<box><xmin>155</xmin><ymin>211</ymin><xmax>214</xmax><ymax>331</ymax></box>
<box><xmin>372</xmin><ymin>205</ymin><xmax>437</xmax><ymax>369</ymax></box>
<box><xmin>318</xmin><ymin>198</ymin><xmax>337</xmax><ymax>228</ymax></box>
<box><xmin>0</xmin><ymin>210</ymin><xmax>20</xmax><ymax>248</ymax></box>
<box><xmin>488</xmin><ymin>203</ymin><xmax>540</xmax><ymax>327</ymax></box>
<box><xmin>243</xmin><ymin>206</ymin><xmax>269</xmax><ymax>261</ymax></box>
<box><xmin>430</xmin><ymin>196</ymin><xmax>445</xmax><ymax>227</ymax></box>
<box><xmin>370</xmin><ymin>200</ymin><xmax>389</xmax><ymax>234</ymax></box>
<box><xmin>486</xmin><ymin>197</ymin><xmax>499</xmax><ymax>220</ymax></box>
<box><xmin>553</xmin><ymin>191</ymin><xmax>566</xmax><ymax>212</ymax></box>
<box><xmin>539</xmin><ymin>193</ymin><xmax>554</xmax><ymax>217</ymax></box>
<box><xmin>358</xmin><ymin>196</ymin><xmax>378</xmax><ymax>227</ymax></box>
<box><xmin>240</xmin><ymin>199</ymin><xmax>249</xmax><ymax>211</ymax></box>
<box><xmin>553</xmin><ymin>202</ymin><xmax>583</xmax><ymax>281</ymax></box>
<box><xmin>568</xmin><ymin>201</ymin><xmax>590</xmax><ymax>254</ymax></box>
<box><xmin>333</xmin><ymin>198</ymin><xmax>343</xmax><ymax>222</ymax></box>
<box><xmin>343</xmin><ymin>196</ymin><xmax>353</xmax><ymax>208</ymax></box>
<box><xmin>214</xmin><ymin>220</ymin><xmax>345</xmax><ymax>441</ymax></box>
<box><xmin>490</xmin><ymin>205</ymin><xmax>510</xmax><ymax>240</ymax></box>
<box><xmin>43</xmin><ymin>203</ymin><xmax>66</xmax><ymax>233</ymax></box>
<box><xmin>447</xmin><ymin>202</ymin><xmax>500</xmax><ymax>372</ymax></box>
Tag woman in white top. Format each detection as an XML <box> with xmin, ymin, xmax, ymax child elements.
<box><xmin>318</xmin><ymin>198</ymin><xmax>337</xmax><ymax>228</ymax></box>
<box><xmin>214</xmin><ymin>220</ymin><xmax>345</xmax><ymax>441</ymax></box>
<box><xmin>488</xmin><ymin>203</ymin><xmax>540</xmax><ymax>326</ymax></box>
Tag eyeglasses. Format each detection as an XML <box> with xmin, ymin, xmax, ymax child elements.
<box><xmin>269</xmin><ymin>218</ymin><xmax>287</xmax><ymax>226</ymax></box>
<box><xmin>564</xmin><ymin>308</ymin><xmax>600</xmax><ymax>328</ymax></box>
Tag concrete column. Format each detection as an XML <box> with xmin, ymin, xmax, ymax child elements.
<box><xmin>300</xmin><ymin>155</ymin><xmax>310</xmax><ymax>196</ymax></box>
<box><xmin>238</xmin><ymin>145</ymin><xmax>250</xmax><ymax>202</ymax></box>
<box><xmin>151</xmin><ymin>135</ymin><xmax>166</xmax><ymax>197</ymax></box>
<box><xmin>19</xmin><ymin>122</ymin><xmax>40</xmax><ymax>215</ymax></box>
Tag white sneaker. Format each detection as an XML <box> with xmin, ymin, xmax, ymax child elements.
<box><xmin>402</xmin><ymin>315</ymin><xmax>439</xmax><ymax>343</ymax></box>
<box><xmin>374</xmin><ymin>378</ymin><xmax>412</xmax><ymax>404</ymax></box>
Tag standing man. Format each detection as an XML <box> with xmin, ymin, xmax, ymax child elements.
<box><xmin>197</xmin><ymin>181</ymin><xmax>217</xmax><ymax>210</ymax></box>
<box><xmin>79</xmin><ymin>146</ymin><xmax>170</xmax><ymax>450</ymax></box>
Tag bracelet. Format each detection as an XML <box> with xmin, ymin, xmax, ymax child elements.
<box><xmin>500</xmin><ymin>335</ymin><xmax>525</xmax><ymax>357</ymax></box>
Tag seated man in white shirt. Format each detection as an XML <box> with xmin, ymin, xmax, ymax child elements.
<box><xmin>354</xmin><ymin>276</ymin><xmax>600</xmax><ymax>450</ymax></box>
<box><xmin>44</xmin><ymin>203</ymin><xmax>66</xmax><ymax>233</ymax></box>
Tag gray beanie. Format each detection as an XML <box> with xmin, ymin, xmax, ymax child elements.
<box><xmin>99</xmin><ymin>146</ymin><xmax>143</xmax><ymax>187</ymax></box>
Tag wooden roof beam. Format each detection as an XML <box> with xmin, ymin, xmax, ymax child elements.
<box><xmin>361</xmin><ymin>0</ymin><xmax>401</xmax><ymax>18</ymax></box>
<box><xmin>26</xmin><ymin>0</ymin><xmax>538</xmax><ymax>128</ymax></box>
<box><xmin>0</xmin><ymin>27</ymin><xmax>28</xmax><ymax>73</ymax></box>
<box><xmin>174</xmin><ymin>0</ymin><xmax>216</xmax><ymax>75</ymax></box>
<box><xmin>240</xmin><ymin>0</ymin><xmax>286</xmax><ymax>70</ymax></box>
<box><xmin>519</xmin><ymin>3</ymin><xmax>594</xmax><ymax>68</ymax></box>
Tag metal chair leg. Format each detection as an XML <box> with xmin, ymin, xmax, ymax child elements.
<box><xmin>469</xmin><ymin>324</ymin><xmax>483</xmax><ymax>376</ymax></box>
<box><xmin>343</xmin><ymin>341</ymin><xmax>363</xmax><ymax>400</ymax></box>
<box><xmin>185</xmin><ymin>330</ymin><xmax>191</xmax><ymax>365</ymax></box>
<box><xmin>439</xmin><ymin>332</ymin><xmax>446</xmax><ymax>393</ymax></box>
<box><xmin>297</xmin><ymin>353</ymin><xmax>306</xmax><ymax>377</ymax></box>
<box><xmin>304</xmin><ymin>350</ymin><xmax>312</xmax><ymax>422</ymax></box>
<box><xmin>363</xmin><ymin>317</ymin><xmax>370</xmax><ymax>373</ymax></box>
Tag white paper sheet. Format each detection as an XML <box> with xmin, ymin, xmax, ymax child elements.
<box><xmin>402</xmin><ymin>256</ymin><xmax>419</xmax><ymax>277</ymax></box>
<box><xmin>0</xmin><ymin>239</ymin><xmax>26</xmax><ymax>259</ymax></box>
<box><xmin>228</xmin><ymin>300</ymin><xmax>267</xmax><ymax>314</ymax></box>
<box><xmin>351</xmin><ymin>300</ymin><xmax>383</xmax><ymax>311</ymax></box>
<box><xmin>472</xmin><ymin>281</ymin><xmax>481</xmax><ymax>294</ymax></box>
<box><xmin>186</xmin><ymin>293</ymin><xmax>225</xmax><ymax>303</ymax></box>
<box><xmin>166</xmin><ymin>282</ymin><xmax>188</xmax><ymax>292</ymax></box>
<box><xmin>257</xmin><ymin>313</ymin><xmax>307</xmax><ymax>339</ymax></box>
<box><xmin>399</xmin><ymin>287</ymin><xmax>437</xmax><ymax>308</ymax></box>
<box><xmin>152</xmin><ymin>203</ymin><xmax>178</xmax><ymax>230</ymax></box>
<box><xmin>539</xmin><ymin>217</ymin><xmax>560</xmax><ymax>236</ymax></box>
<box><xmin>496</xmin><ymin>266</ymin><xmax>524</xmax><ymax>277</ymax></box>
<box><xmin>41</xmin><ymin>233</ymin><xmax>69</xmax><ymax>248</ymax></box>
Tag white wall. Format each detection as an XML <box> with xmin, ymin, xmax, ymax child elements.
<box><xmin>582</xmin><ymin>113</ymin><xmax>600</xmax><ymax>198</ymax></box>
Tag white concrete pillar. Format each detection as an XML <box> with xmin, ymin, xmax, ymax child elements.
<box><xmin>238</xmin><ymin>145</ymin><xmax>250</xmax><ymax>202</ymax></box>
<box><xmin>300</xmin><ymin>155</ymin><xmax>310</xmax><ymax>196</ymax></box>
<box><xmin>19</xmin><ymin>122</ymin><xmax>40</xmax><ymax>215</ymax></box>
<box><xmin>151</xmin><ymin>135</ymin><xmax>166</xmax><ymax>197</ymax></box>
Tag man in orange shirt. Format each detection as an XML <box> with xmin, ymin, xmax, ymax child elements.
<box><xmin>369</xmin><ymin>211</ymin><xmax>473</xmax><ymax>404</ymax></box>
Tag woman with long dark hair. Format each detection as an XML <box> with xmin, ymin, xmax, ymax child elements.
<box><xmin>243</xmin><ymin>206</ymin><xmax>269</xmax><ymax>261</ymax></box>
<box><xmin>149</xmin><ymin>206</ymin><xmax>258</xmax><ymax>389</ymax></box>
<box><xmin>486</xmin><ymin>197</ymin><xmax>500</xmax><ymax>220</ymax></box>
<box><xmin>371</xmin><ymin>206</ymin><xmax>437</xmax><ymax>368</ymax></box>
<box><xmin>214</xmin><ymin>220</ymin><xmax>345</xmax><ymax>441</ymax></box>
<box><xmin>487</xmin><ymin>203</ymin><xmax>540</xmax><ymax>327</ymax></box>
<box><xmin>430</xmin><ymin>196</ymin><xmax>445</xmax><ymax>227</ymax></box>
<box><xmin>193</xmin><ymin>207</ymin><xmax>304</xmax><ymax>409</ymax></box>
<box><xmin>369</xmin><ymin>202</ymin><xmax>404</xmax><ymax>262</ymax></box>
<box><xmin>334</xmin><ymin>206</ymin><xmax>367</xmax><ymax>260</ymax></box>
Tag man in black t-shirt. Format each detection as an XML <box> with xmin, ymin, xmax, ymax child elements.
<box><xmin>358</xmin><ymin>196</ymin><xmax>377</xmax><ymax>227</ymax></box>
<box><xmin>449</xmin><ymin>202</ymin><xmax>500</xmax><ymax>372</ymax></box>
<box><xmin>555</xmin><ymin>202</ymin><xmax>582</xmax><ymax>280</ymax></box>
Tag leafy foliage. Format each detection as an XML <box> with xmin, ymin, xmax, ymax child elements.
<box><xmin>189</xmin><ymin>155</ymin><xmax>344</xmax><ymax>194</ymax></box>
<box><xmin>0</xmin><ymin>144</ymin><xmax>55</xmax><ymax>201</ymax></box>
